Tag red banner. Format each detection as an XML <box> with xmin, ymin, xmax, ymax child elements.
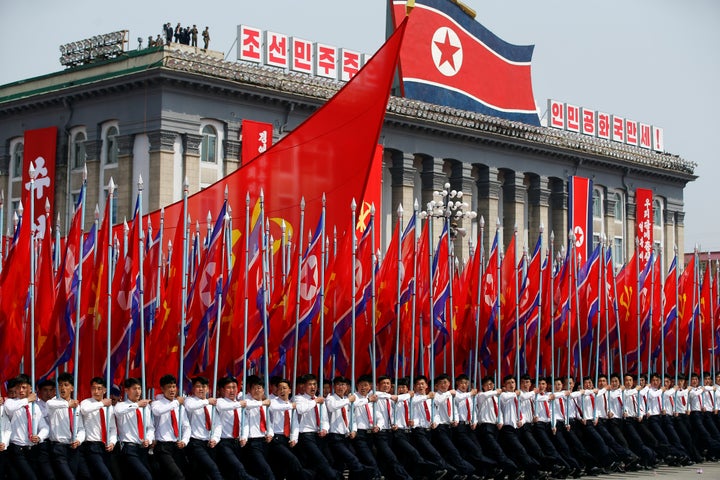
<box><xmin>240</xmin><ymin>119</ymin><xmax>273</xmax><ymax>163</ymax></box>
<box><xmin>635</xmin><ymin>188</ymin><xmax>653</xmax><ymax>270</ymax></box>
<box><xmin>569</xmin><ymin>176</ymin><xmax>592</xmax><ymax>265</ymax></box>
<box><xmin>22</xmin><ymin>127</ymin><xmax>57</xmax><ymax>240</ymax></box>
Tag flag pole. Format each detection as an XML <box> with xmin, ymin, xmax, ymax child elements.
<box><xmin>178</xmin><ymin>179</ymin><xmax>189</xmax><ymax>390</ymax></box>
<box><xmin>648</xmin><ymin>252</ymin><xmax>655</xmax><ymax>377</ymax></box>
<box><xmin>659</xmin><ymin>246</ymin><xmax>665</xmax><ymax>382</ymax></box>
<box><xmin>635</xmin><ymin>237</ymin><xmax>641</xmax><ymax>384</ymax></box>
<box><xmin>242</xmin><ymin>193</ymin><xmax>251</xmax><ymax>395</ymax></box>
<box><xmin>495</xmin><ymin>219</ymin><xmax>502</xmax><ymax>385</ymax></box>
<box><xmin>105</xmin><ymin>178</ymin><xmax>115</xmax><ymax>404</ymax></box>
<box><xmin>571</xmin><ymin>233</ymin><xmax>583</xmax><ymax>380</ymax></box>
<box><xmin>595</xmin><ymin>238</ymin><xmax>604</xmax><ymax>386</ymax></box>
<box><xmin>261</xmin><ymin>192</ymin><xmax>271</xmax><ymax>384</ymax></box>
<box><xmin>473</xmin><ymin>216</ymin><xmax>485</xmax><ymax>388</ymax></box>
<box><xmin>371</xmin><ymin>203</ymin><xmax>378</xmax><ymax>390</ymax></box>
<box><xmin>28</xmin><ymin>163</ymin><xmax>38</xmax><ymax>393</ymax></box>
<box><xmin>535</xmin><ymin>225</ymin><xmax>544</xmax><ymax>384</ymax></box>
<box><xmin>674</xmin><ymin>246</ymin><xmax>679</xmax><ymax>383</ymax></box>
<box><xmin>394</xmin><ymin>204</ymin><xmax>403</xmax><ymax>388</ymax></box>
<box><xmin>0</xmin><ymin>190</ymin><xmax>4</xmax><ymax>271</ymax></box>
<box><xmin>549</xmin><ymin>231</ymin><xmax>555</xmax><ymax>382</ymax></box>
<box><xmin>448</xmin><ymin>212</ymin><xmax>456</xmax><ymax>382</ymax></box>
<box><xmin>513</xmin><ymin>226</ymin><xmax>520</xmax><ymax>387</ymax></box>
<box><xmin>410</xmin><ymin>200</ymin><xmax>420</xmax><ymax>385</ymax></box>
<box><xmin>211</xmin><ymin>210</ymin><xmax>229</xmax><ymax>400</ymax></box>
<box><xmin>137</xmin><ymin>175</ymin><xmax>147</xmax><ymax>399</ymax></box>
<box><xmin>603</xmin><ymin>237</ymin><xmax>611</xmax><ymax>378</ymax></box>
<box><xmin>72</xmin><ymin>166</ymin><xmax>87</xmax><ymax>403</ymax></box>
<box><xmin>292</xmin><ymin>198</ymin><xmax>306</xmax><ymax>391</ymax></box>
<box><xmin>349</xmin><ymin>199</ymin><xmax>358</xmax><ymax>392</ymax></box>
<box><xmin>427</xmin><ymin>210</ymin><xmax>435</xmax><ymax>385</ymax></box>
<box><xmin>318</xmin><ymin>195</ymin><xmax>327</xmax><ymax>396</ymax></box>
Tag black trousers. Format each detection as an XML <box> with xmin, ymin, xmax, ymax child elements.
<box><xmin>531</xmin><ymin>422</ymin><xmax>570</xmax><ymax>470</ymax></box>
<box><xmin>215</xmin><ymin>439</ymin><xmax>256</xmax><ymax>480</ymax></box>
<box><xmin>644</xmin><ymin>415</ymin><xmax>685</xmax><ymax>459</ymax></box>
<box><xmin>545</xmin><ymin>422</ymin><xmax>581</xmax><ymax>470</ymax></box>
<box><xmin>391</xmin><ymin>429</ymin><xmax>441</xmax><ymax>478</ymax></box>
<box><xmin>244</xmin><ymin>438</ymin><xmax>275</xmax><ymax>480</ymax></box>
<box><xmin>297</xmin><ymin>432</ymin><xmax>340</xmax><ymax>480</ymax></box>
<box><xmin>152</xmin><ymin>441</ymin><xmax>187</xmax><ymax>480</ymax></box>
<box><xmin>374</xmin><ymin>429</ymin><xmax>412</xmax><ymax>480</ymax></box>
<box><xmin>431</xmin><ymin>424</ymin><xmax>475</xmax><ymax>475</ymax></box>
<box><xmin>326</xmin><ymin>433</ymin><xmax>373</xmax><ymax>478</ymax></box>
<box><xmin>498</xmin><ymin>425</ymin><xmax>540</xmax><ymax>477</ymax></box>
<box><xmin>615</xmin><ymin>419</ymin><xmax>656</xmax><ymax>466</ymax></box>
<box><xmin>8</xmin><ymin>444</ymin><xmax>40</xmax><ymax>480</ymax></box>
<box><xmin>451</xmin><ymin>423</ymin><xmax>496</xmax><ymax>473</ymax></box>
<box><xmin>576</xmin><ymin>420</ymin><xmax>615</xmax><ymax>466</ymax></box>
<box><xmin>120</xmin><ymin>442</ymin><xmax>152</xmax><ymax>480</ymax></box>
<box><xmin>269</xmin><ymin>435</ymin><xmax>313</xmax><ymax>480</ymax></box>
<box><xmin>79</xmin><ymin>441</ymin><xmax>113</xmax><ymax>480</ymax></box>
<box><xmin>50</xmin><ymin>442</ymin><xmax>80</xmax><ymax>480</ymax></box>
<box><xmin>689</xmin><ymin>412</ymin><xmax>720</xmax><ymax>457</ymax></box>
<box><xmin>558</xmin><ymin>422</ymin><xmax>596</xmax><ymax>468</ymax></box>
<box><xmin>410</xmin><ymin>428</ymin><xmax>456</xmax><ymax>475</ymax></box>
<box><xmin>185</xmin><ymin>438</ymin><xmax>223</xmax><ymax>480</ymax></box>
<box><xmin>475</xmin><ymin>423</ymin><xmax>519</xmax><ymax>475</ymax></box>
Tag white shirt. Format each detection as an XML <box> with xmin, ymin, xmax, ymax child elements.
<box><xmin>293</xmin><ymin>394</ymin><xmax>328</xmax><ymax>433</ymax></box>
<box><xmin>375</xmin><ymin>392</ymin><xmax>394</xmax><ymax>430</ymax></box>
<box><xmin>580</xmin><ymin>391</ymin><xmax>597</xmax><ymax>421</ymax></box>
<box><xmin>351</xmin><ymin>393</ymin><xmax>375</xmax><ymax>430</ymax></box>
<box><xmin>215</xmin><ymin>397</ymin><xmax>244</xmax><ymax>440</ymax></box>
<box><xmin>151</xmin><ymin>395</ymin><xmax>190</xmax><ymax>444</ymax></box>
<box><xmin>325</xmin><ymin>393</ymin><xmax>353</xmax><ymax>435</ymax></box>
<box><xmin>644</xmin><ymin>388</ymin><xmax>664</xmax><ymax>416</ymax></box>
<box><xmin>410</xmin><ymin>395</ymin><xmax>433</xmax><ymax>429</ymax></box>
<box><xmin>454</xmin><ymin>391</ymin><xmax>474</xmax><ymax>424</ymax></box>
<box><xmin>516</xmin><ymin>390</ymin><xmax>535</xmax><ymax>424</ymax></box>
<box><xmin>606</xmin><ymin>389</ymin><xmax>624</xmax><ymax>419</ymax></box>
<box><xmin>268</xmin><ymin>397</ymin><xmax>299</xmax><ymax>442</ymax></box>
<box><xmin>47</xmin><ymin>397</ymin><xmax>85</xmax><ymax>444</ymax></box>
<box><xmin>394</xmin><ymin>394</ymin><xmax>412</xmax><ymax>429</ymax></box>
<box><xmin>534</xmin><ymin>393</ymin><xmax>553</xmax><ymax>423</ymax></box>
<box><xmin>552</xmin><ymin>391</ymin><xmax>569</xmax><ymax>423</ymax></box>
<box><xmin>674</xmin><ymin>388</ymin><xmax>689</xmax><ymax>414</ymax></box>
<box><xmin>242</xmin><ymin>400</ymin><xmax>272</xmax><ymax>440</ymax></box>
<box><xmin>0</xmin><ymin>405</ymin><xmax>10</xmax><ymax>445</ymax></box>
<box><xmin>623</xmin><ymin>389</ymin><xmax>641</xmax><ymax>417</ymax></box>
<box><xmin>498</xmin><ymin>391</ymin><xmax>522</xmax><ymax>427</ymax></box>
<box><xmin>80</xmin><ymin>398</ymin><xmax>117</xmax><ymax>444</ymax></box>
<box><xmin>689</xmin><ymin>387</ymin><xmax>706</xmax><ymax>412</ymax></box>
<box><xmin>4</xmin><ymin>398</ymin><xmax>49</xmax><ymax>446</ymax></box>
<box><xmin>183</xmin><ymin>396</ymin><xmax>220</xmax><ymax>441</ymax></box>
<box><xmin>114</xmin><ymin>401</ymin><xmax>155</xmax><ymax>444</ymax></box>
<box><xmin>432</xmin><ymin>391</ymin><xmax>454</xmax><ymax>425</ymax></box>
<box><xmin>475</xmin><ymin>390</ymin><xmax>500</xmax><ymax>425</ymax></box>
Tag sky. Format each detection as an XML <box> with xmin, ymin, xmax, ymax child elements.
<box><xmin>1</xmin><ymin>0</ymin><xmax>718</xmax><ymax>251</ymax></box>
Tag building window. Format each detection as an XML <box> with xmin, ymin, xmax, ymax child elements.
<box><xmin>201</xmin><ymin>125</ymin><xmax>217</xmax><ymax>163</ymax></box>
<box><xmin>592</xmin><ymin>188</ymin><xmax>602</xmax><ymax>219</ymax></box>
<box><xmin>592</xmin><ymin>233</ymin><xmax>601</xmax><ymax>250</ymax></box>
<box><xmin>11</xmin><ymin>142</ymin><xmax>23</xmax><ymax>180</ymax></box>
<box><xmin>613</xmin><ymin>192</ymin><xmax>623</xmax><ymax>222</ymax></box>
<box><xmin>613</xmin><ymin>237</ymin><xmax>624</xmax><ymax>266</ymax></box>
<box><xmin>105</xmin><ymin>126</ymin><xmax>118</xmax><ymax>165</ymax></box>
<box><xmin>653</xmin><ymin>199</ymin><xmax>662</xmax><ymax>226</ymax></box>
<box><xmin>72</xmin><ymin>131</ymin><xmax>87</xmax><ymax>170</ymax></box>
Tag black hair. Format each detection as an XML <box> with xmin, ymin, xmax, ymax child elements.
<box><xmin>124</xmin><ymin>377</ymin><xmax>142</xmax><ymax>389</ymax></box>
<box><xmin>159</xmin><ymin>374</ymin><xmax>178</xmax><ymax>388</ymax></box>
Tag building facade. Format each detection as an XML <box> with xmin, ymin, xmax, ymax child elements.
<box><xmin>0</xmin><ymin>43</ymin><xmax>696</xmax><ymax>268</ymax></box>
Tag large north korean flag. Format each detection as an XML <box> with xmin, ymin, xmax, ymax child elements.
<box><xmin>391</xmin><ymin>0</ymin><xmax>540</xmax><ymax>126</ymax></box>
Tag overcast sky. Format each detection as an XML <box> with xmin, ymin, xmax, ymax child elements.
<box><xmin>1</xmin><ymin>0</ymin><xmax>718</xmax><ymax>251</ymax></box>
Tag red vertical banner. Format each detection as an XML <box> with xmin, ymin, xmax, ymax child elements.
<box><xmin>635</xmin><ymin>188</ymin><xmax>653</xmax><ymax>271</ymax></box>
<box><xmin>568</xmin><ymin>176</ymin><xmax>592</xmax><ymax>265</ymax></box>
<box><xmin>355</xmin><ymin>144</ymin><xmax>383</xmax><ymax>243</ymax></box>
<box><xmin>240</xmin><ymin>119</ymin><xmax>273</xmax><ymax>163</ymax></box>
<box><xmin>22</xmin><ymin>127</ymin><xmax>57</xmax><ymax>239</ymax></box>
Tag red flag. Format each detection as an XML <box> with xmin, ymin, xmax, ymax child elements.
<box><xmin>569</xmin><ymin>176</ymin><xmax>592</xmax><ymax>265</ymax></box>
<box><xmin>21</xmin><ymin>127</ymin><xmax>57</xmax><ymax>241</ymax></box>
<box><xmin>240</xmin><ymin>120</ymin><xmax>273</xmax><ymax>162</ymax></box>
<box><xmin>34</xmin><ymin>214</ymin><xmax>56</xmax><ymax>377</ymax></box>
<box><xmin>662</xmin><ymin>257</ymin><xmax>678</xmax><ymax>371</ymax></box>
<box><xmin>391</xmin><ymin>0</ymin><xmax>539</xmax><ymax>125</ymax></box>
<box><xmin>635</xmin><ymin>188</ymin><xmax>653</xmax><ymax>271</ymax></box>
<box><xmin>478</xmin><ymin>231</ymin><xmax>499</xmax><ymax>371</ymax></box>
<box><xmin>134</xmin><ymin>19</ymin><xmax>409</xmax><ymax>269</ymax></box>
<box><xmin>698</xmin><ymin>265</ymin><xmax>712</xmax><ymax>372</ymax></box>
<box><xmin>677</xmin><ymin>257</ymin><xmax>696</xmax><ymax>369</ymax></box>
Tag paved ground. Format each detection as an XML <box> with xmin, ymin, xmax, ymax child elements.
<box><xmin>598</xmin><ymin>462</ymin><xmax>720</xmax><ymax>478</ymax></box>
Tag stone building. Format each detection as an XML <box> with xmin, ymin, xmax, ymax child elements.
<box><xmin>0</xmin><ymin>42</ymin><xmax>696</xmax><ymax>268</ymax></box>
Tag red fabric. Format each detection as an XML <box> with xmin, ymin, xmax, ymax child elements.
<box><xmin>69</xmin><ymin>407</ymin><xmax>75</xmax><ymax>434</ymax></box>
<box><xmin>205</xmin><ymin>406</ymin><xmax>212</xmax><ymax>431</ymax></box>
<box><xmin>171</xmin><ymin>409</ymin><xmax>179</xmax><ymax>438</ymax></box>
<box><xmin>100</xmin><ymin>407</ymin><xmax>108</xmax><ymax>444</ymax></box>
<box><xmin>25</xmin><ymin>405</ymin><xmax>32</xmax><ymax>439</ymax></box>
<box><xmin>259</xmin><ymin>406</ymin><xmax>267</xmax><ymax>434</ymax></box>
<box><xmin>136</xmin><ymin>408</ymin><xmax>145</xmax><ymax>441</ymax></box>
<box><xmin>284</xmin><ymin>410</ymin><xmax>291</xmax><ymax>436</ymax></box>
<box><xmin>233</xmin><ymin>409</ymin><xmax>240</xmax><ymax>438</ymax></box>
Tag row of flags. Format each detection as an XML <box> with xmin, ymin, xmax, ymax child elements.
<box><xmin>1</xmin><ymin>174</ymin><xmax>717</xmax><ymax>395</ymax></box>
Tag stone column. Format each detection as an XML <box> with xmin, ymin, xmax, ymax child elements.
<box><xmin>420</xmin><ymin>156</ymin><xmax>448</xmax><ymax>240</ymax></box>
<box><xmin>626</xmin><ymin>190</ymin><xmax>636</xmax><ymax>259</ymax></box>
<box><xmin>475</xmin><ymin>165</ymin><xmax>501</xmax><ymax>256</ymax></box>
<box><xmin>148</xmin><ymin>130</ymin><xmax>179</xmax><ymax>212</ymax></box>
<box><xmin>388</xmin><ymin>150</ymin><xmax>417</xmax><ymax>228</ymax></box>
<box><xmin>550</xmin><ymin>179</ymin><xmax>568</xmax><ymax>254</ymax></box>
<box><xmin>115</xmin><ymin>134</ymin><xmax>134</xmax><ymax>221</ymax></box>
<box><xmin>604</xmin><ymin>192</ymin><xmax>617</xmax><ymax>247</ymax></box>
<box><xmin>528</xmin><ymin>175</ymin><xmax>550</xmax><ymax>254</ymax></box>
<box><xmin>663</xmin><ymin>209</ymin><xmax>676</xmax><ymax>272</ymax></box>
<box><xmin>224</xmin><ymin>139</ymin><xmax>241</xmax><ymax>174</ymax></box>
<box><xmin>675</xmin><ymin>210</ymin><xmax>686</xmax><ymax>267</ymax></box>
<box><xmin>183</xmin><ymin>133</ymin><xmax>202</xmax><ymax>196</ymax></box>
<box><xmin>502</xmin><ymin>170</ymin><xmax>526</xmax><ymax>252</ymax></box>
<box><xmin>449</xmin><ymin>160</ymin><xmax>474</xmax><ymax>262</ymax></box>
